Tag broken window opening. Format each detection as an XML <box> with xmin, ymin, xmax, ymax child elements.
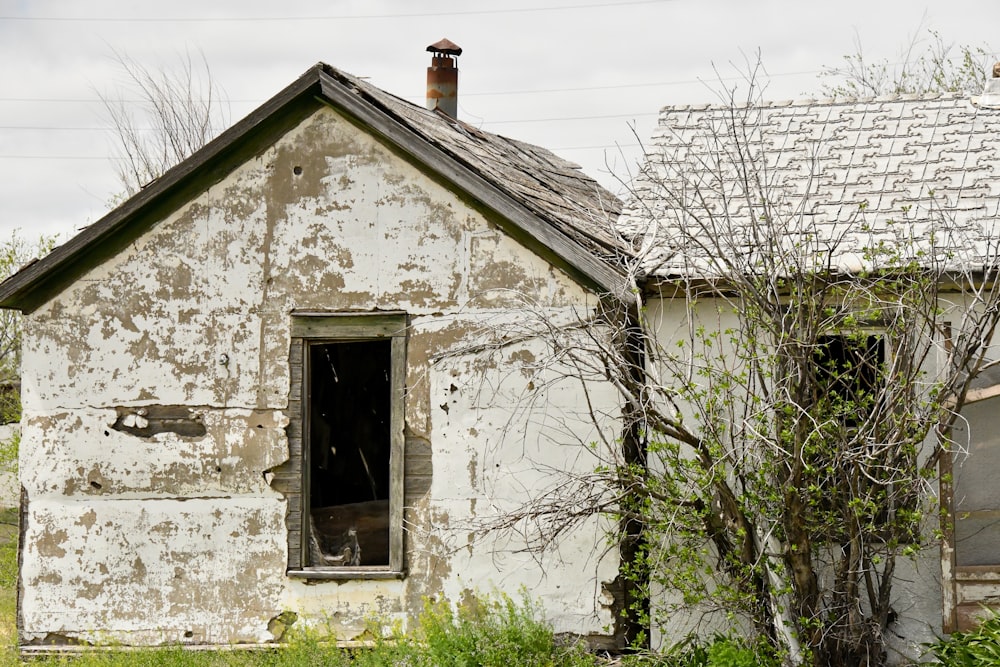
<box><xmin>952</xmin><ymin>395</ymin><xmax>1000</xmax><ymax>567</ymax></box>
<box><xmin>307</xmin><ymin>340</ymin><xmax>391</xmax><ymax>567</ymax></box>
<box><xmin>279</xmin><ymin>312</ymin><xmax>407</xmax><ymax>578</ymax></box>
<box><xmin>813</xmin><ymin>333</ymin><xmax>885</xmax><ymax>426</ymax></box>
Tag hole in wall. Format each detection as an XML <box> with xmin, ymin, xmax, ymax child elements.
<box><xmin>90</xmin><ymin>481</ymin><xmax>102</xmax><ymax>490</ymax></box>
<box><xmin>293</xmin><ymin>165</ymin><xmax>303</xmax><ymax>176</ymax></box>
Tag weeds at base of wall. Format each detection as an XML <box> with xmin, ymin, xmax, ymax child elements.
<box><xmin>0</xmin><ymin>545</ymin><xmax>780</xmax><ymax>667</ymax></box>
<box><xmin>617</xmin><ymin>634</ymin><xmax>778</xmax><ymax>667</ymax></box>
<box><xmin>350</xmin><ymin>593</ymin><xmax>599</xmax><ymax>667</ymax></box>
<box><xmin>924</xmin><ymin>611</ymin><xmax>1000</xmax><ymax>666</ymax></box>
<box><xmin>0</xmin><ymin>590</ymin><xmax>603</xmax><ymax>666</ymax></box>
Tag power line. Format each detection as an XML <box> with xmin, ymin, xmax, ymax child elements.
<box><xmin>0</xmin><ymin>97</ymin><xmax>258</xmax><ymax>104</ymax></box>
<box><xmin>0</xmin><ymin>155</ymin><xmax>120</xmax><ymax>160</ymax></box>
<box><xmin>0</xmin><ymin>0</ymin><xmax>672</xmax><ymax>22</ymax></box>
<box><xmin>0</xmin><ymin>109</ymin><xmax>659</xmax><ymax>132</ymax></box>
<box><xmin>0</xmin><ymin>67</ymin><xmax>824</xmax><ymax>105</ymax></box>
<box><xmin>0</xmin><ymin>142</ymin><xmax>644</xmax><ymax>160</ymax></box>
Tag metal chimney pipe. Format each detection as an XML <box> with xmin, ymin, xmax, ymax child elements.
<box><xmin>426</xmin><ymin>38</ymin><xmax>462</xmax><ymax>118</ymax></box>
<box><xmin>979</xmin><ymin>62</ymin><xmax>1000</xmax><ymax>108</ymax></box>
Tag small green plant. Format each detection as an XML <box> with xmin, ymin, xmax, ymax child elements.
<box><xmin>621</xmin><ymin>635</ymin><xmax>777</xmax><ymax>667</ymax></box>
<box><xmin>926</xmin><ymin>612</ymin><xmax>1000</xmax><ymax>666</ymax></box>
<box><xmin>359</xmin><ymin>592</ymin><xmax>596</xmax><ymax>667</ymax></box>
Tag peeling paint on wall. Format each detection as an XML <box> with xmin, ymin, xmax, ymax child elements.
<box><xmin>19</xmin><ymin>105</ymin><xmax>619</xmax><ymax>647</ymax></box>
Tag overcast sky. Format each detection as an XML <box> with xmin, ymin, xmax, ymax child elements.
<box><xmin>2</xmin><ymin>0</ymin><xmax>999</xmax><ymax>245</ymax></box>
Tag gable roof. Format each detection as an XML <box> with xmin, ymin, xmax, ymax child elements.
<box><xmin>620</xmin><ymin>92</ymin><xmax>1000</xmax><ymax>280</ymax></box>
<box><xmin>0</xmin><ymin>64</ymin><xmax>627</xmax><ymax>312</ymax></box>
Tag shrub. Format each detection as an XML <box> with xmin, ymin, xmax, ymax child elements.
<box><xmin>926</xmin><ymin>612</ymin><xmax>1000</xmax><ymax>666</ymax></box>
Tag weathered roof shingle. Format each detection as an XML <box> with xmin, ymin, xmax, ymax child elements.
<box><xmin>621</xmin><ymin>93</ymin><xmax>1000</xmax><ymax>278</ymax></box>
<box><xmin>0</xmin><ymin>63</ymin><xmax>627</xmax><ymax>311</ymax></box>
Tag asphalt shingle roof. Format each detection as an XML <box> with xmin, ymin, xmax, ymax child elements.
<box><xmin>620</xmin><ymin>92</ymin><xmax>1000</xmax><ymax>278</ymax></box>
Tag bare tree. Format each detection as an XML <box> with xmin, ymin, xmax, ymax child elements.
<box><xmin>819</xmin><ymin>28</ymin><xmax>994</xmax><ymax>97</ymax></box>
<box><xmin>0</xmin><ymin>232</ymin><xmax>57</xmax><ymax>425</ymax></box>
<box><xmin>98</xmin><ymin>48</ymin><xmax>229</xmax><ymax>199</ymax></box>
<box><xmin>460</xmin><ymin>64</ymin><xmax>1000</xmax><ymax>666</ymax></box>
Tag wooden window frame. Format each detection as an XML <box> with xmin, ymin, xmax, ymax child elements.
<box><xmin>284</xmin><ymin>311</ymin><xmax>407</xmax><ymax>580</ymax></box>
<box><xmin>942</xmin><ymin>388</ymin><xmax>1000</xmax><ymax>632</ymax></box>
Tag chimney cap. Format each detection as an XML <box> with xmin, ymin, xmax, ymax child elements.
<box><xmin>427</xmin><ymin>38</ymin><xmax>462</xmax><ymax>57</ymax></box>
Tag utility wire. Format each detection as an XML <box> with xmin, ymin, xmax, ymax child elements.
<box><xmin>0</xmin><ymin>0</ymin><xmax>672</xmax><ymax>22</ymax></box>
<box><xmin>0</xmin><ymin>67</ymin><xmax>821</xmax><ymax>104</ymax></box>
<box><xmin>0</xmin><ymin>110</ymin><xmax>660</xmax><ymax>131</ymax></box>
<box><xmin>0</xmin><ymin>140</ymin><xmax>644</xmax><ymax>159</ymax></box>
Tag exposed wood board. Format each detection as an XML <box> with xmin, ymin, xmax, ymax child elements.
<box><xmin>389</xmin><ymin>335</ymin><xmax>406</xmax><ymax>573</ymax></box>
<box><xmin>290</xmin><ymin>312</ymin><xmax>408</xmax><ymax>339</ymax></box>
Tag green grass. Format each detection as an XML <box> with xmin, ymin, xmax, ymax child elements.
<box><xmin>0</xmin><ymin>527</ymin><xmax>603</xmax><ymax>667</ymax></box>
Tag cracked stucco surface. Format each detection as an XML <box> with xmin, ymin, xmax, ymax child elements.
<box><xmin>19</xmin><ymin>105</ymin><xmax>620</xmax><ymax>645</ymax></box>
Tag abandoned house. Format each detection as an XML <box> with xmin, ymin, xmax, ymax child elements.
<box><xmin>0</xmin><ymin>43</ymin><xmax>631</xmax><ymax>649</ymax></box>
<box><xmin>618</xmin><ymin>69</ymin><xmax>1000</xmax><ymax>659</ymax></box>
<box><xmin>5</xmin><ymin>37</ymin><xmax>1000</xmax><ymax>661</ymax></box>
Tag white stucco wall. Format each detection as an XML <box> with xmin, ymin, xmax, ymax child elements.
<box><xmin>18</xmin><ymin>106</ymin><xmax>621</xmax><ymax>646</ymax></box>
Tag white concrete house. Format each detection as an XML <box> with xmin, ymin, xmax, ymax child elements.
<box><xmin>0</xmin><ymin>49</ymin><xmax>632</xmax><ymax>651</ymax></box>
<box><xmin>618</xmin><ymin>73</ymin><xmax>1000</xmax><ymax>662</ymax></box>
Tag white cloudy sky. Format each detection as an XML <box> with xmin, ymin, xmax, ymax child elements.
<box><xmin>2</xmin><ymin>0</ymin><xmax>999</xmax><ymax>244</ymax></box>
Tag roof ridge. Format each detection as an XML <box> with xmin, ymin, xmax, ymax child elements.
<box><xmin>658</xmin><ymin>91</ymin><xmax>969</xmax><ymax>114</ymax></box>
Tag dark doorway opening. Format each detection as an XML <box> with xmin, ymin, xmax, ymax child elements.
<box><xmin>307</xmin><ymin>339</ymin><xmax>391</xmax><ymax>566</ymax></box>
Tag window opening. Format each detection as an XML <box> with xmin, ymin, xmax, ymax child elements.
<box><xmin>814</xmin><ymin>334</ymin><xmax>884</xmax><ymax>425</ymax></box>
<box><xmin>276</xmin><ymin>311</ymin><xmax>407</xmax><ymax>578</ymax></box>
<box><xmin>307</xmin><ymin>340</ymin><xmax>392</xmax><ymax>567</ymax></box>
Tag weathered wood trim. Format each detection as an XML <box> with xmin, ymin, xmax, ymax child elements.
<box><xmin>272</xmin><ymin>339</ymin><xmax>307</xmax><ymax>570</ymax></box>
<box><xmin>289</xmin><ymin>312</ymin><xmax>408</xmax><ymax>577</ymax></box>
<box><xmin>290</xmin><ymin>312</ymin><xmax>408</xmax><ymax>339</ymax></box>
<box><xmin>963</xmin><ymin>383</ymin><xmax>1000</xmax><ymax>405</ymax></box>
<box><xmin>389</xmin><ymin>335</ymin><xmax>406</xmax><ymax>573</ymax></box>
<box><xmin>955</xmin><ymin>565</ymin><xmax>1000</xmax><ymax>580</ymax></box>
<box><xmin>287</xmin><ymin>568</ymin><xmax>405</xmax><ymax>581</ymax></box>
<box><xmin>940</xmin><ymin>324</ymin><xmax>959</xmax><ymax>633</ymax></box>
<box><xmin>940</xmin><ymin>445</ymin><xmax>958</xmax><ymax>633</ymax></box>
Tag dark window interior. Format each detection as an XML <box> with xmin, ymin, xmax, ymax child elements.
<box><xmin>307</xmin><ymin>340</ymin><xmax>391</xmax><ymax>567</ymax></box>
<box><xmin>814</xmin><ymin>334</ymin><xmax>884</xmax><ymax>423</ymax></box>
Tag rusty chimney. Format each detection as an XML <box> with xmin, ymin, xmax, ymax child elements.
<box><xmin>426</xmin><ymin>38</ymin><xmax>462</xmax><ymax>118</ymax></box>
